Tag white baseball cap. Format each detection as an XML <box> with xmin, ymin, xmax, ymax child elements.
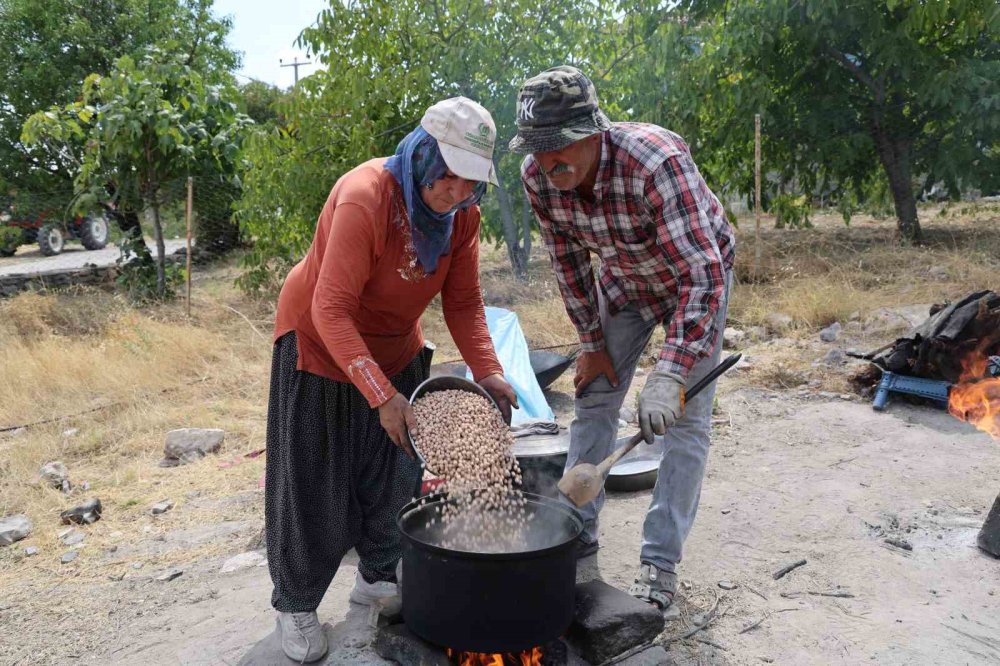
<box><xmin>420</xmin><ymin>96</ymin><xmax>499</xmax><ymax>186</ymax></box>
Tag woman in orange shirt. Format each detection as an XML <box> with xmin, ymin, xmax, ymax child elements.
<box><xmin>265</xmin><ymin>97</ymin><xmax>517</xmax><ymax>662</ymax></box>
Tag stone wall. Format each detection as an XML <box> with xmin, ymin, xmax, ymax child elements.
<box><xmin>0</xmin><ymin>264</ymin><xmax>119</xmax><ymax>298</ymax></box>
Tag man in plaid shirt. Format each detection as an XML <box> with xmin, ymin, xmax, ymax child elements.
<box><xmin>511</xmin><ymin>66</ymin><xmax>735</xmax><ymax>610</ymax></box>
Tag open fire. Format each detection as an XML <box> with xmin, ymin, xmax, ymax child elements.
<box><xmin>948</xmin><ymin>344</ymin><xmax>1000</xmax><ymax>439</ymax></box>
<box><xmin>448</xmin><ymin>647</ymin><xmax>544</xmax><ymax>666</ymax></box>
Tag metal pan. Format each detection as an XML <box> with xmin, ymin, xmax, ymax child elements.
<box><xmin>605</xmin><ymin>433</ymin><xmax>662</xmax><ymax>492</ymax></box>
<box><xmin>407</xmin><ymin>375</ymin><xmax>502</xmax><ymax>474</ymax></box>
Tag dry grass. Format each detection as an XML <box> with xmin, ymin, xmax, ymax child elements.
<box><xmin>0</xmin><ymin>258</ymin><xmax>274</xmax><ymax>592</ymax></box>
<box><xmin>729</xmin><ymin>202</ymin><xmax>1000</xmax><ymax>330</ymax></box>
<box><xmin>1</xmin><ymin>200</ymin><xmax>998</xmax><ymax>604</ymax></box>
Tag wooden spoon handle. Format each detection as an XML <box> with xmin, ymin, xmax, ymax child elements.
<box><xmin>595</xmin><ymin>432</ymin><xmax>644</xmax><ymax>477</ymax></box>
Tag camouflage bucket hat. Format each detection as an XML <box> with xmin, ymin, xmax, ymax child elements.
<box><xmin>508</xmin><ymin>65</ymin><xmax>612</xmax><ymax>154</ymax></box>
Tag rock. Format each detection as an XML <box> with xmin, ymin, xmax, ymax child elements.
<box><xmin>978</xmin><ymin>495</ymin><xmax>1000</xmax><ymax>558</ymax></box>
<box><xmin>615</xmin><ymin>645</ymin><xmax>672</xmax><ymax>666</ymax></box>
<box><xmin>566</xmin><ymin>580</ymin><xmax>665</xmax><ymax>665</ymax></box>
<box><xmin>132</xmin><ymin>562</ymin><xmax>144</xmax><ymax>569</ymax></box>
<box><xmin>866</xmin><ymin>305</ymin><xmax>933</xmax><ymax>335</ymax></box>
<box><xmin>735</xmin><ymin>356</ymin><xmax>753</xmax><ymax>371</ymax></box>
<box><xmin>61</xmin><ymin>550</ymin><xmax>79</xmax><ymax>564</ymax></box>
<box><xmin>24</xmin><ymin>546</ymin><xmax>38</xmax><ymax>557</ymax></box>
<box><xmin>723</xmin><ymin>327</ymin><xmax>746</xmax><ymax>349</ymax></box>
<box><xmin>61</xmin><ymin>530</ymin><xmax>85</xmax><ymax>546</ymax></box>
<box><xmin>819</xmin><ymin>322</ymin><xmax>842</xmax><ymax>343</ymax></box>
<box><xmin>62</xmin><ymin>428</ymin><xmax>79</xmax><ymax>438</ymax></box>
<box><xmin>60</xmin><ymin>498</ymin><xmax>102</xmax><ymax>525</ymax></box>
<box><xmin>0</xmin><ymin>514</ymin><xmax>32</xmax><ymax>546</ymax></box>
<box><xmin>928</xmin><ymin>265</ymin><xmax>950</xmax><ymax>281</ymax></box>
<box><xmin>221</xmin><ymin>551</ymin><xmax>267</xmax><ymax>573</ymax></box>
<box><xmin>764</xmin><ymin>312</ymin><xmax>793</xmax><ymax>332</ymax></box>
<box><xmin>746</xmin><ymin>326</ymin><xmax>770</xmax><ymax>342</ymax></box>
<box><xmin>39</xmin><ymin>461</ymin><xmax>71</xmax><ymax>492</ymax></box>
<box><xmin>10</xmin><ymin>427</ymin><xmax>26</xmax><ymax>438</ymax></box>
<box><xmin>885</xmin><ymin>537</ymin><xmax>913</xmax><ymax>551</ymax></box>
<box><xmin>373</xmin><ymin>624</ymin><xmax>450</xmax><ymax>666</ymax></box>
<box><xmin>818</xmin><ymin>391</ymin><xmax>837</xmax><ymax>399</ymax></box>
<box><xmin>156</xmin><ymin>569</ymin><xmax>183</xmax><ymax>582</ymax></box>
<box><xmin>718</xmin><ymin>580</ymin><xmax>738</xmax><ymax>590</ymax></box>
<box><xmin>821</xmin><ymin>349</ymin><xmax>846</xmax><ymax>365</ymax></box>
<box><xmin>150</xmin><ymin>499</ymin><xmax>174</xmax><ymax>516</ymax></box>
<box><xmin>619</xmin><ymin>407</ymin><xmax>636</xmax><ymax>424</ymax></box>
<box><xmin>161</xmin><ymin>428</ymin><xmax>225</xmax><ymax>466</ymax></box>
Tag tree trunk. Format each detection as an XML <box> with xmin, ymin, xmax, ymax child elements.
<box><xmin>150</xmin><ymin>201</ymin><xmax>167</xmax><ymax>296</ymax></box>
<box><xmin>493</xmin><ymin>158</ymin><xmax>528</xmax><ymax>280</ymax></box>
<box><xmin>871</xmin><ymin>121</ymin><xmax>921</xmax><ymax>242</ymax></box>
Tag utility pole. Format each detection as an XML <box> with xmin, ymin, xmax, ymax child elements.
<box><xmin>279</xmin><ymin>56</ymin><xmax>311</xmax><ymax>85</ymax></box>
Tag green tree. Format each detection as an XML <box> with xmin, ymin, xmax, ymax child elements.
<box><xmin>237</xmin><ymin>80</ymin><xmax>289</xmax><ymax>126</ymax></box>
<box><xmin>23</xmin><ymin>51</ymin><xmax>252</xmax><ymax>298</ymax></box>
<box><xmin>0</xmin><ymin>0</ymin><xmax>238</xmax><ymax>192</ymax></box>
<box><xmin>628</xmin><ymin>0</ymin><xmax>1000</xmax><ymax>242</ymax></box>
<box><xmin>235</xmin><ymin>0</ymin><xmax>655</xmax><ymax>289</ymax></box>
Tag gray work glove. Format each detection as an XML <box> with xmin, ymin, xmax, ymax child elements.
<box><xmin>638</xmin><ymin>370</ymin><xmax>686</xmax><ymax>444</ymax></box>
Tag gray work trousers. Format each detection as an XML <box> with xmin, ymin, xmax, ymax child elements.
<box><xmin>564</xmin><ymin>272</ymin><xmax>731</xmax><ymax>573</ymax></box>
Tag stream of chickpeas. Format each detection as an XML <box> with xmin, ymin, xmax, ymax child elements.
<box><xmin>412</xmin><ymin>389</ymin><xmax>530</xmax><ymax>553</ymax></box>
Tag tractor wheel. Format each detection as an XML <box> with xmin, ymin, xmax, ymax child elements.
<box><xmin>80</xmin><ymin>215</ymin><xmax>109</xmax><ymax>250</ymax></box>
<box><xmin>38</xmin><ymin>224</ymin><xmax>65</xmax><ymax>256</ymax></box>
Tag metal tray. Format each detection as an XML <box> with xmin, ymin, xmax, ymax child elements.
<box><xmin>605</xmin><ymin>433</ymin><xmax>662</xmax><ymax>492</ymax></box>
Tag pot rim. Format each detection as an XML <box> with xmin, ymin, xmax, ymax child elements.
<box><xmin>397</xmin><ymin>491</ymin><xmax>583</xmax><ymax>561</ymax></box>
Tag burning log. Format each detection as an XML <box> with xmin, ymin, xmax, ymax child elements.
<box><xmin>947</xmin><ymin>340</ymin><xmax>1000</xmax><ymax>439</ymax></box>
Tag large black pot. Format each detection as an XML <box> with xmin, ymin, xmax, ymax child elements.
<box><xmin>398</xmin><ymin>492</ymin><xmax>583</xmax><ymax>653</ymax></box>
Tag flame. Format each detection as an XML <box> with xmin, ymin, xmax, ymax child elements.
<box><xmin>447</xmin><ymin>647</ymin><xmax>544</xmax><ymax>666</ymax></box>
<box><xmin>948</xmin><ymin>343</ymin><xmax>1000</xmax><ymax>440</ymax></box>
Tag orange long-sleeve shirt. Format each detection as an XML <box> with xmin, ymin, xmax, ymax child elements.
<box><xmin>273</xmin><ymin>158</ymin><xmax>503</xmax><ymax>408</ymax></box>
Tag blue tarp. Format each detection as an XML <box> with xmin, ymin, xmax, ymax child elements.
<box><xmin>468</xmin><ymin>306</ymin><xmax>555</xmax><ymax>426</ymax></box>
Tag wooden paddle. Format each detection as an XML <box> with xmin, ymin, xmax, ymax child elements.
<box><xmin>557</xmin><ymin>353</ymin><xmax>742</xmax><ymax>507</ymax></box>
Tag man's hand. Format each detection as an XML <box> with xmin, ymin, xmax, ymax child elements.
<box><xmin>479</xmin><ymin>373</ymin><xmax>519</xmax><ymax>425</ymax></box>
<box><xmin>378</xmin><ymin>393</ymin><xmax>418</xmax><ymax>458</ymax></box>
<box><xmin>574</xmin><ymin>349</ymin><xmax>619</xmax><ymax>397</ymax></box>
<box><xmin>638</xmin><ymin>371</ymin><xmax>685</xmax><ymax>444</ymax></box>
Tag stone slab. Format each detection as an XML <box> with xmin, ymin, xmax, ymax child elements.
<box><xmin>239</xmin><ymin>606</ymin><xmax>394</xmax><ymax>666</ymax></box>
<box><xmin>615</xmin><ymin>645</ymin><xmax>673</xmax><ymax>666</ymax></box>
<box><xmin>374</xmin><ymin>624</ymin><xmax>450</xmax><ymax>666</ymax></box>
<box><xmin>566</xmin><ymin>580</ymin><xmax>665</xmax><ymax>665</ymax></box>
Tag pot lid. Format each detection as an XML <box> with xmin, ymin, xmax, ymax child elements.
<box><xmin>512</xmin><ymin>430</ymin><xmax>570</xmax><ymax>458</ymax></box>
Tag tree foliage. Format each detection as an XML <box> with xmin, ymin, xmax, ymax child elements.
<box><xmin>234</xmin><ymin>0</ymin><xmax>670</xmax><ymax>291</ymax></box>
<box><xmin>22</xmin><ymin>51</ymin><xmax>252</xmax><ymax>299</ymax></box>
<box><xmin>0</xmin><ymin>0</ymin><xmax>238</xmax><ymax>192</ymax></box>
<box><xmin>630</xmin><ymin>0</ymin><xmax>1000</xmax><ymax>242</ymax></box>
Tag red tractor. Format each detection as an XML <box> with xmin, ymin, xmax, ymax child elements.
<box><xmin>0</xmin><ymin>199</ymin><xmax>109</xmax><ymax>257</ymax></box>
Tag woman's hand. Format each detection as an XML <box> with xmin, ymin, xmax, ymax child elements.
<box><xmin>479</xmin><ymin>373</ymin><xmax>519</xmax><ymax>425</ymax></box>
<box><xmin>378</xmin><ymin>393</ymin><xmax>418</xmax><ymax>459</ymax></box>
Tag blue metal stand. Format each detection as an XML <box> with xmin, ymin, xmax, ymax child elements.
<box><xmin>873</xmin><ymin>371</ymin><xmax>951</xmax><ymax>411</ymax></box>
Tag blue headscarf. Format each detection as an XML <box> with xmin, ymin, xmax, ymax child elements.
<box><xmin>385</xmin><ymin>127</ymin><xmax>486</xmax><ymax>274</ymax></box>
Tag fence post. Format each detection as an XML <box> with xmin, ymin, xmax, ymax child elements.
<box><xmin>186</xmin><ymin>176</ymin><xmax>193</xmax><ymax>317</ymax></box>
<box><xmin>754</xmin><ymin>113</ymin><xmax>762</xmax><ymax>278</ymax></box>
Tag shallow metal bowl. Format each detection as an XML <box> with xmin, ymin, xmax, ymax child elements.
<box><xmin>407</xmin><ymin>375</ymin><xmax>502</xmax><ymax>472</ymax></box>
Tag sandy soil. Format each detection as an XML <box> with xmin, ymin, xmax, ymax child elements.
<box><xmin>4</xmin><ymin>378</ymin><xmax>998</xmax><ymax>666</ymax></box>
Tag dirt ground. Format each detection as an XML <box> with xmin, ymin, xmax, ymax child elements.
<box><xmin>2</xmin><ymin>204</ymin><xmax>999</xmax><ymax>665</ymax></box>
<box><xmin>3</xmin><ymin>378</ymin><xmax>998</xmax><ymax>665</ymax></box>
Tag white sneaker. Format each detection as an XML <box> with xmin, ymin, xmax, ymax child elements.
<box><xmin>276</xmin><ymin>611</ymin><xmax>328</xmax><ymax>663</ymax></box>
<box><xmin>349</xmin><ymin>570</ymin><xmax>401</xmax><ymax>615</ymax></box>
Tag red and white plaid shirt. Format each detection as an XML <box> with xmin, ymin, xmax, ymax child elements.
<box><xmin>521</xmin><ymin>123</ymin><xmax>735</xmax><ymax>379</ymax></box>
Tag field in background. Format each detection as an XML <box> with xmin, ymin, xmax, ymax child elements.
<box><xmin>0</xmin><ymin>201</ymin><xmax>998</xmax><ymax>647</ymax></box>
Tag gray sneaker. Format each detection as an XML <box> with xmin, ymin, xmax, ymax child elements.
<box><xmin>628</xmin><ymin>563</ymin><xmax>677</xmax><ymax>610</ymax></box>
<box><xmin>277</xmin><ymin>611</ymin><xmax>328</xmax><ymax>663</ymax></box>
